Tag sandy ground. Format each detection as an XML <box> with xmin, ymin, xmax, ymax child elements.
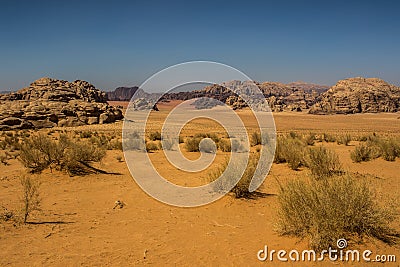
<box><xmin>0</xmin><ymin>102</ymin><xmax>399</xmax><ymax>266</ymax></box>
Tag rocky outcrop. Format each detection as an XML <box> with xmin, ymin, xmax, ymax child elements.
<box><xmin>309</xmin><ymin>77</ymin><xmax>400</xmax><ymax>114</ymax></box>
<box><xmin>0</xmin><ymin>77</ymin><xmax>123</xmax><ymax>130</ymax></box>
<box><xmin>162</xmin><ymin>81</ymin><xmax>324</xmax><ymax>111</ymax></box>
<box><xmin>106</xmin><ymin>86</ymin><xmax>139</xmax><ymax>101</ymax></box>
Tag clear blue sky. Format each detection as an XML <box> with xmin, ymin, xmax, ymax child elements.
<box><xmin>1</xmin><ymin>0</ymin><xmax>399</xmax><ymax>91</ymax></box>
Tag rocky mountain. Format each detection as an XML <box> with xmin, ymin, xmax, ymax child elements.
<box><xmin>106</xmin><ymin>86</ymin><xmax>139</xmax><ymax>101</ymax></box>
<box><xmin>0</xmin><ymin>77</ymin><xmax>123</xmax><ymax>130</ymax></box>
<box><xmin>309</xmin><ymin>77</ymin><xmax>400</xmax><ymax>114</ymax></box>
<box><xmin>287</xmin><ymin>81</ymin><xmax>329</xmax><ymax>94</ymax></box>
<box><xmin>160</xmin><ymin>81</ymin><xmax>323</xmax><ymax>111</ymax></box>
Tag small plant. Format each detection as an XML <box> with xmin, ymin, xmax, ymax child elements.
<box><xmin>218</xmin><ymin>138</ymin><xmax>231</xmax><ymax>152</ymax></box>
<box><xmin>251</xmin><ymin>132</ymin><xmax>262</xmax><ymax>146</ymax></box>
<box><xmin>208</xmin><ymin>153</ymin><xmax>261</xmax><ymax>198</ymax></box>
<box><xmin>146</xmin><ymin>141</ymin><xmax>160</xmax><ymax>152</ymax></box>
<box><xmin>274</xmin><ymin>135</ymin><xmax>306</xmax><ymax>170</ymax></box>
<box><xmin>303</xmin><ymin>133</ymin><xmax>316</xmax><ymax>146</ymax></box>
<box><xmin>148</xmin><ymin>131</ymin><xmax>162</xmax><ymax>141</ymax></box>
<box><xmin>277</xmin><ymin>174</ymin><xmax>399</xmax><ymax>251</ymax></box>
<box><xmin>337</xmin><ymin>134</ymin><xmax>352</xmax><ymax>146</ymax></box>
<box><xmin>379</xmin><ymin>139</ymin><xmax>399</xmax><ymax>162</ymax></box>
<box><xmin>351</xmin><ymin>143</ymin><xmax>372</xmax><ymax>163</ymax></box>
<box><xmin>185</xmin><ymin>137</ymin><xmax>202</xmax><ymax>152</ymax></box>
<box><xmin>116</xmin><ymin>155</ymin><xmax>123</xmax><ymax>162</ymax></box>
<box><xmin>199</xmin><ymin>138</ymin><xmax>216</xmax><ymax>154</ymax></box>
<box><xmin>323</xmin><ymin>133</ymin><xmax>336</xmax><ymax>143</ymax></box>
<box><xmin>0</xmin><ymin>153</ymin><xmax>8</xmax><ymax>165</ymax></box>
<box><xmin>20</xmin><ymin>175</ymin><xmax>41</xmax><ymax>223</ymax></box>
<box><xmin>306</xmin><ymin>146</ymin><xmax>342</xmax><ymax>179</ymax></box>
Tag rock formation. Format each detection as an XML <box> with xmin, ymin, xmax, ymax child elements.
<box><xmin>309</xmin><ymin>77</ymin><xmax>400</xmax><ymax>114</ymax></box>
<box><xmin>106</xmin><ymin>86</ymin><xmax>139</xmax><ymax>101</ymax></box>
<box><xmin>0</xmin><ymin>77</ymin><xmax>123</xmax><ymax>130</ymax></box>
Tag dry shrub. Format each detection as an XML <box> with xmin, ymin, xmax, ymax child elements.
<box><xmin>148</xmin><ymin>131</ymin><xmax>162</xmax><ymax>141</ymax></box>
<box><xmin>251</xmin><ymin>132</ymin><xmax>262</xmax><ymax>146</ymax></box>
<box><xmin>218</xmin><ymin>138</ymin><xmax>231</xmax><ymax>152</ymax></box>
<box><xmin>20</xmin><ymin>175</ymin><xmax>41</xmax><ymax>223</ymax></box>
<box><xmin>277</xmin><ymin>174</ymin><xmax>399</xmax><ymax>251</ymax></box>
<box><xmin>323</xmin><ymin>133</ymin><xmax>336</xmax><ymax>143</ymax></box>
<box><xmin>306</xmin><ymin>146</ymin><xmax>342</xmax><ymax>179</ymax></box>
<box><xmin>19</xmin><ymin>134</ymin><xmax>106</xmax><ymax>175</ymax></box>
<box><xmin>185</xmin><ymin>137</ymin><xmax>202</xmax><ymax>152</ymax></box>
<box><xmin>146</xmin><ymin>141</ymin><xmax>160</xmax><ymax>152</ymax></box>
<box><xmin>378</xmin><ymin>138</ymin><xmax>400</xmax><ymax>162</ymax></box>
<box><xmin>303</xmin><ymin>133</ymin><xmax>316</xmax><ymax>146</ymax></box>
<box><xmin>208</xmin><ymin>153</ymin><xmax>260</xmax><ymax>198</ymax></box>
<box><xmin>351</xmin><ymin>143</ymin><xmax>373</xmax><ymax>163</ymax></box>
<box><xmin>199</xmin><ymin>138</ymin><xmax>216</xmax><ymax>154</ymax></box>
<box><xmin>274</xmin><ymin>135</ymin><xmax>306</xmax><ymax>170</ymax></box>
<box><xmin>337</xmin><ymin>134</ymin><xmax>352</xmax><ymax>146</ymax></box>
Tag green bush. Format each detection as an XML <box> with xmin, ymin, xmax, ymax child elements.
<box><xmin>277</xmin><ymin>174</ymin><xmax>399</xmax><ymax>250</ymax></box>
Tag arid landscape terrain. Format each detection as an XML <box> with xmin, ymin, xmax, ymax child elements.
<box><xmin>0</xmin><ymin>89</ymin><xmax>399</xmax><ymax>266</ymax></box>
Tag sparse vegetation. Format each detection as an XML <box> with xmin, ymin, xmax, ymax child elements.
<box><xmin>274</xmin><ymin>135</ymin><xmax>306</xmax><ymax>170</ymax></box>
<box><xmin>148</xmin><ymin>131</ymin><xmax>162</xmax><ymax>141</ymax></box>
<box><xmin>277</xmin><ymin>174</ymin><xmax>399</xmax><ymax>251</ymax></box>
<box><xmin>307</xmin><ymin>146</ymin><xmax>342</xmax><ymax>179</ymax></box>
<box><xmin>20</xmin><ymin>175</ymin><xmax>41</xmax><ymax>223</ymax></box>
<box><xmin>209</xmin><ymin>153</ymin><xmax>260</xmax><ymax>198</ymax></box>
<box><xmin>337</xmin><ymin>133</ymin><xmax>352</xmax><ymax>146</ymax></box>
<box><xmin>351</xmin><ymin>143</ymin><xmax>373</xmax><ymax>162</ymax></box>
<box><xmin>146</xmin><ymin>141</ymin><xmax>160</xmax><ymax>152</ymax></box>
<box><xmin>19</xmin><ymin>133</ymin><xmax>106</xmax><ymax>175</ymax></box>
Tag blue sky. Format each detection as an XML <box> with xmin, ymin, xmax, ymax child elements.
<box><xmin>0</xmin><ymin>0</ymin><xmax>399</xmax><ymax>91</ymax></box>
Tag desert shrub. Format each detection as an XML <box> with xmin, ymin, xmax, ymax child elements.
<box><xmin>146</xmin><ymin>141</ymin><xmax>160</xmax><ymax>152</ymax></box>
<box><xmin>323</xmin><ymin>133</ymin><xmax>336</xmax><ymax>143</ymax></box>
<box><xmin>306</xmin><ymin>146</ymin><xmax>342</xmax><ymax>179</ymax></box>
<box><xmin>161</xmin><ymin>138</ymin><xmax>176</xmax><ymax>151</ymax></box>
<box><xmin>20</xmin><ymin>175</ymin><xmax>41</xmax><ymax>223</ymax></box>
<box><xmin>178</xmin><ymin>135</ymin><xmax>184</xmax><ymax>144</ymax></box>
<box><xmin>231</xmin><ymin>139</ymin><xmax>248</xmax><ymax>153</ymax></box>
<box><xmin>194</xmin><ymin>133</ymin><xmax>220</xmax><ymax>143</ymax></box>
<box><xmin>303</xmin><ymin>133</ymin><xmax>316</xmax><ymax>146</ymax></box>
<box><xmin>3</xmin><ymin>133</ymin><xmax>21</xmax><ymax>151</ymax></box>
<box><xmin>218</xmin><ymin>138</ymin><xmax>231</xmax><ymax>152</ymax></box>
<box><xmin>337</xmin><ymin>134</ymin><xmax>352</xmax><ymax>146</ymax></box>
<box><xmin>148</xmin><ymin>131</ymin><xmax>162</xmax><ymax>141</ymax></box>
<box><xmin>19</xmin><ymin>134</ymin><xmax>64</xmax><ymax>172</ymax></box>
<box><xmin>277</xmin><ymin>175</ymin><xmax>399</xmax><ymax>250</ymax></box>
<box><xmin>109</xmin><ymin>139</ymin><xmax>123</xmax><ymax>150</ymax></box>
<box><xmin>19</xmin><ymin>134</ymin><xmax>106</xmax><ymax>175</ymax></box>
<box><xmin>251</xmin><ymin>132</ymin><xmax>262</xmax><ymax>146</ymax></box>
<box><xmin>289</xmin><ymin>131</ymin><xmax>298</xmax><ymax>139</ymax></box>
<box><xmin>351</xmin><ymin>143</ymin><xmax>372</xmax><ymax>163</ymax></box>
<box><xmin>185</xmin><ymin>137</ymin><xmax>202</xmax><ymax>152</ymax></box>
<box><xmin>199</xmin><ymin>138</ymin><xmax>216</xmax><ymax>153</ymax></box>
<box><xmin>116</xmin><ymin>155</ymin><xmax>123</xmax><ymax>162</ymax></box>
<box><xmin>124</xmin><ymin>138</ymin><xmax>145</xmax><ymax>151</ymax></box>
<box><xmin>378</xmin><ymin>138</ymin><xmax>400</xmax><ymax>162</ymax></box>
<box><xmin>274</xmin><ymin>135</ymin><xmax>306</xmax><ymax>170</ymax></box>
<box><xmin>62</xmin><ymin>140</ymin><xmax>106</xmax><ymax>175</ymax></box>
<box><xmin>79</xmin><ymin>131</ymin><xmax>93</xmax><ymax>138</ymax></box>
<box><xmin>209</xmin><ymin>153</ymin><xmax>260</xmax><ymax>198</ymax></box>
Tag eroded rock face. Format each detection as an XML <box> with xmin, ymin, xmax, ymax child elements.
<box><xmin>309</xmin><ymin>77</ymin><xmax>400</xmax><ymax>114</ymax></box>
<box><xmin>0</xmin><ymin>77</ymin><xmax>123</xmax><ymax>130</ymax></box>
